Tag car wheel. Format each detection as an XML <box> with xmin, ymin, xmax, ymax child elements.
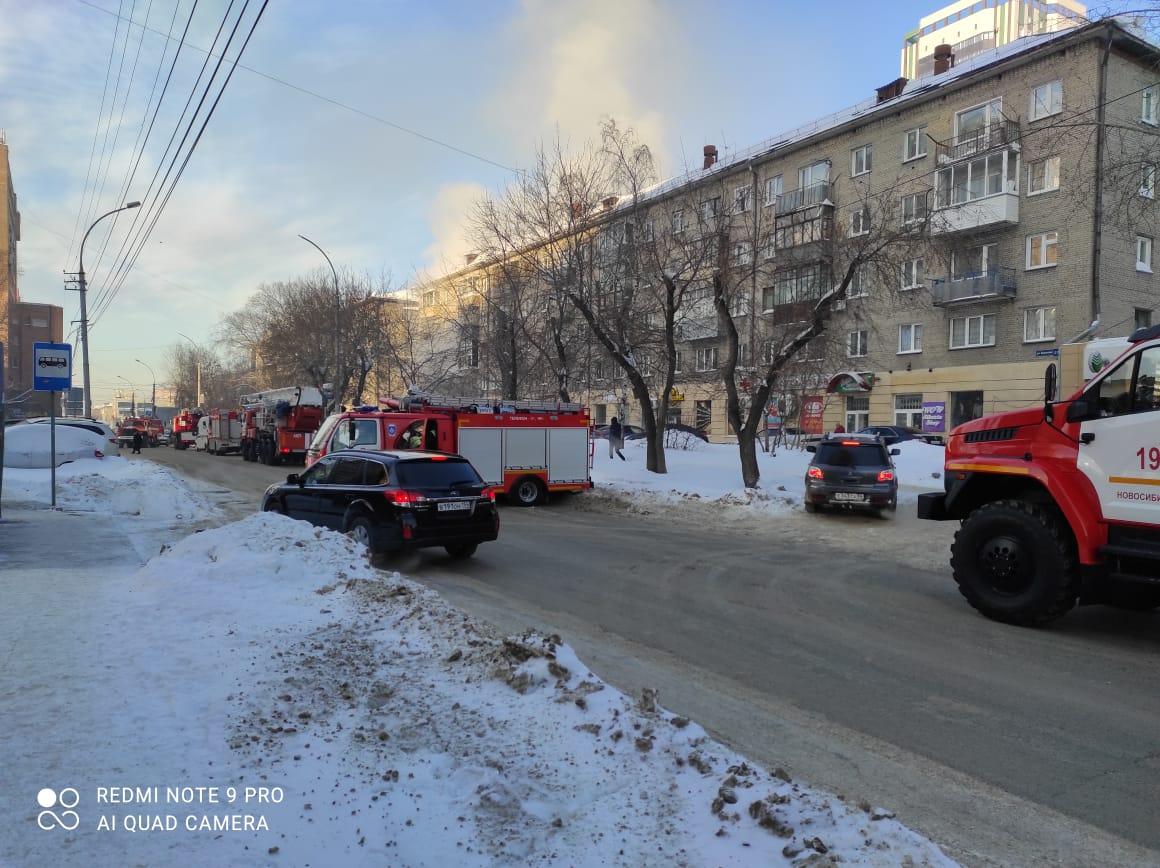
<box><xmin>511</xmin><ymin>476</ymin><xmax>544</xmax><ymax>507</ymax></box>
<box><xmin>263</xmin><ymin>499</ymin><xmax>284</xmax><ymax>514</ymax></box>
<box><xmin>950</xmin><ymin>500</ymin><xmax>1078</xmax><ymax>626</ymax></box>
<box><xmin>445</xmin><ymin>543</ymin><xmax>477</xmax><ymax>559</ymax></box>
<box><xmin>346</xmin><ymin>515</ymin><xmax>384</xmax><ymax>553</ymax></box>
<box><xmin>803</xmin><ymin>500</ymin><xmax>818</xmax><ymax>513</ymax></box>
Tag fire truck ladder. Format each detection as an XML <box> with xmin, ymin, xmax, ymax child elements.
<box><xmin>401</xmin><ymin>390</ymin><xmax>585</xmax><ymax>414</ymax></box>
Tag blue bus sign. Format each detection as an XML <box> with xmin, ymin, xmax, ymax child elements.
<box><xmin>33</xmin><ymin>342</ymin><xmax>72</xmax><ymax>391</ymax></box>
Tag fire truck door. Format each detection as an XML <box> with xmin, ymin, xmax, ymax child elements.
<box><xmin>1077</xmin><ymin>345</ymin><xmax>1160</xmax><ymax>524</ymax></box>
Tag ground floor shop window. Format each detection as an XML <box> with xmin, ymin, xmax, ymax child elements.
<box><xmin>593</xmin><ymin>404</ymin><xmax>607</xmax><ymax>425</ymax></box>
<box><xmin>894</xmin><ymin>393</ymin><xmax>923</xmax><ymax>428</ymax></box>
<box><xmin>951</xmin><ymin>390</ymin><xmax>984</xmax><ymax>428</ymax></box>
<box><xmin>667</xmin><ymin>402</ymin><xmax>683</xmax><ymax>424</ymax></box>
<box><xmin>694</xmin><ymin>400</ymin><xmax>712</xmax><ymax>433</ymax></box>
<box><xmin>845</xmin><ymin>395</ymin><xmax>869</xmax><ymax>431</ymax></box>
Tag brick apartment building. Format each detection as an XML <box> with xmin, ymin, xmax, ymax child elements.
<box><xmin>415</xmin><ymin>19</ymin><xmax>1159</xmax><ymax>442</ymax></box>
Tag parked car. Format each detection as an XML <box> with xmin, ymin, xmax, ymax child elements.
<box><xmin>261</xmin><ymin>450</ymin><xmax>500</xmax><ymax>558</ymax></box>
<box><xmin>17</xmin><ymin>417</ymin><xmax>120</xmax><ymax>455</ymax></box>
<box><xmin>2</xmin><ymin>423</ymin><xmax>110</xmax><ymax>468</ymax></box>
<box><xmin>803</xmin><ymin>433</ymin><xmax>900</xmax><ymax>514</ymax></box>
<box><xmin>156</xmin><ymin>431</ymin><xmax>170</xmax><ymax>446</ymax></box>
<box><xmin>855</xmin><ymin>425</ymin><xmax>942</xmax><ymax>446</ymax></box>
<box><xmin>593</xmin><ymin>423</ymin><xmax>646</xmax><ymax>441</ymax></box>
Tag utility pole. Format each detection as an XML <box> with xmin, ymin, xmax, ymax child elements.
<box><xmin>64</xmin><ymin>201</ymin><xmax>140</xmax><ymax>417</ymax></box>
<box><xmin>177</xmin><ymin>332</ymin><xmax>203</xmax><ymax>408</ymax></box>
<box><xmin>298</xmin><ymin>235</ymin><xmax>341</xmax><ymax>412</ymax></box>
<box><xmin>136</xmin><ymin>359</ymin><xmax>156</xmax><ymax>417</ymax></box>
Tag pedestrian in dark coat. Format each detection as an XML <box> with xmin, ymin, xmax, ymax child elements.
<box><xmin>131</xmin><ymin>430</ymin><xmax>143</xmax><ymax>454</ymax></box>
<box><xmin>608</xmin><ymin>417</ymin><xmax>626</xmax><ymax>461</ymax></box>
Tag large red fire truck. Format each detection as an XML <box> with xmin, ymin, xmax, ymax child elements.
<box><xmin>240</xmin><ymin>386</ymin><xmax>325</xmax><ymax>466</ymax></box>
<box><xmin>306</xmin><ymin>391</ymin><xmax>593</xmax><ymax>505</ymax></box>
<box><xmin>170</xmin><ymin>410</ymin><xmax>203</xmax><ymax>450</ymax></box>
<box><xmin>919</xmin><ymin>324</ymin><xmax>1160</xmax><ymax>624</ymax></box>
<box><xmin>206</xmin><ymin>409</ymin><xmax>243</xmax><ymax>455</ymax></box>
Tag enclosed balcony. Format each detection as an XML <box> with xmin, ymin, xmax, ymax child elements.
<box><xmin>932</xmin><ymin>148</ymin><xmax>1020</xmax><ymax>235</ymax></box>
<box><xmin>775</xmin><ymin>181</ymin><xmax>834</xmax><ymax>213</ymax></box>
<box><xmin>929</xmin><ymin>266</ymin><xmax>1017</xmax><ymax>306</ymax></box>
<box><xmin>936</xmin><ymin>120</ymin><xmax>1020</xmax><ymax>164</ymax></box>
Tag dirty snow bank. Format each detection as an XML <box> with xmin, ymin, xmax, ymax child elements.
<box><xmin>100</xmin><ymin>513</ymin><xmax>954</xmax><ymax>867</ymax></box>
<box><xmin>591</xmin><ymin>439</ymin><xmax>944</xmax><ymax>515</ymax></box>
<box><xmin>1</xmin><ymin>456</ymin><xmax>216</xmax><ymax>520</ymax></box>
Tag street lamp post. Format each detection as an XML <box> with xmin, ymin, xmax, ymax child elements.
<box><xmin>117</xmin><ymin>376</ymin><xmax>136</xmax><ymax>418</ymax></box>
<box><xmin>176</xmin><ymin>332</ymin><xmax>202</xmax><ymax>408</ymax></box>
<box><xmin>135</xmin><ymin>358</ymin><xmax>156</xmax><ymax>417</ymax></box>
<box><xmin>298</xmin><ymin>234</ymin><xmax>341</xmax><ymax>411</ymax></box>
<box><xmin>77</xmin><ymin>201</ymin><xmax>141</xmax><ymax>417</ymax></box>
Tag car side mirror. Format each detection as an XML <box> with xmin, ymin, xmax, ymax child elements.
<box><xmin>1066</xmin><ymin>400</ymin><xmax>1091</xmax><ymax>423</ymax></box>
<box><xmin>805</xmin><ymin>444</ymin><xmax>817</xmax><ymax>453</ymax></box>
<box><xmin>286</xmin><ymin>473</ymin><xmax>301</xmax><ymax>486</ymax></box>
<box><xmin>890</xmin><ymin>448</ymin><xmax>901</xmax><ymax>456</ymax></box>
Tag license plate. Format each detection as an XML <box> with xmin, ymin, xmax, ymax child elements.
<box><xmin>437</xmin><ymin>500</ymin><xmax>471</xmax><ymax>512</ymax></box>
<box><xmin>832</xmin><ymin>492</ymin><xmax>866</xmax><ymax>502</ymax></box>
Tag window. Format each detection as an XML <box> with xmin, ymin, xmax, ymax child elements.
<box><xmin>1026</xmin><ymin>231</ymin><xmax>1059</xmax><ymax>270</ymax></box>
<box><xmin>730</xmin><ymin>290</ymin><xmax>752</xmax><ymax>318</ymax></box>
<box><xmin>952</xmin><ymin>243</ymin><xmax>997</xmax><ymax>279</ymax></box>
<box><xmin>695</xmin><ymin>346</ymin><xmax>718</xmax><ymax>371</ymax></box>
<box><xmin>761</xmin><ymin>286</ymin><xmax>776</xmax><ymax>312</ymax></box>
<box><xmin>1143</xmin><ymin>85</ymin><xmax>1158</xmax><ymax>125</ymax></box>
<box><xmin>737</xmin><ymin>341</ymin><xmax>750</xmax><ymax>368</ymax></box>
<box><xmin>955</xmin><ymin>98</ymin><xmax>1003</xmax><ymax>140</ymax></box>
<box><xmin>847</xmin><ymin>329</ymin><xmax>868</xmax><ymax>358</ymax></box>
<box><xmin>699</xmin><ymin>197</ymin><xmax>721</xmax><ymax>223</ymax></box>
<box><xmin>850</xmin><ymin>205</ymin><xmax>871</xmax><ymax>236</ymax></box>
<box><xmin>1023</xmin><ymin>306</ymin><xmax>1056</xmax><ymax>342</ymax></box>
<box><xmin>847</xmin><ymin>265</ymin><xmax>870</xmax><ymax>298</ymax></box>
<box><xmin>845</xmin><ymin>395</ymin><xmax>870</xmax><ymax>431</ymax></box>
<box><xmin>694</xmin><ymin>400</ymin><xmax>712</xmax><ymax>432</ymax></box>
<box><xmin>642</xmin><ymin>219</ymin><xmax>655</xmax><ymax>242</ymax></box>
<box><xmin>422</xmin><ymin>289</ymin><xmax>436</xmax><ymax>306</ymax></box>
<box><xmin>733</xmin><ymin>241</ymin><xmax>752</xmax><ymax>266</ymax></box>
<box><xmin>459</xmin><ymin>327</ymin><xmax>480</xmax><ymax>368</ymax></box>
<box><xmin>798</xmin><ymin>160</ymin><xmax>829</xmax><ymax>189</ymax></box>
<box><xmin>898</xmin><ymin>323</ymin><xmax>923</xmax><ymax>354</ymax></box>
<box><xmin>674</xmin><ymin>350</ymin><xmax>683</xmax><ymax>373</ymax></box>
<box><xmin>770</xmin><ymin>264</ymin><xmax>830</xmax><ymax>308</ymax></box>
<box><xmin>733</xmin><ymin>184</ymin><xmax>752</xmax><ymax>213</ymax></box>
<box><xmin>894</xmin><ymin>393</ymin><xmax>923</xmax><ymax>428</ymax></box>
<box><xmin>904</xmin><ymin>127</ymin><xmax>927</xmax><ymax>161</ymax></box>
<box><xmin>949</xmin><ymin>313</ymin><xmax>996</xmax><ymax>349</ymax></box>
<box><xmin>1141</xmin><ymin>163</ymin><xmax>1156</xmax><ymax>199</ymax></box>
<box><xmin>1137</xmin><ymin>235</ymin><xmax>1153</xmax><ymax>273</ymax></box>
<box><xmin>901</xmin><ymin>192</ymin><xmax>927</xmax><ymax>225</ymax></box>
<box><xmin>672</xmin><ymin>209</ymin><xmax>686</xmax><ymax>233</ymax></box>
<box><xmin>761</xmin><ymin>235</ymin><xmax>776</xmax><ymax>261</ymax></box>
<box><xmin>330</xmin><ymin>458</ymin><xmax>370</xmax><ymax>486</ymax></box>
<box><xmin>935</xmin><ymin>151</ymin><xmax>1017</xmax><ymax>208</ymax></box>
<box><xmin>1136</xmin><ymin>308</ymin><xmax>1153</xmax><ymax>330</ymax></box>
<box><xmin>1029</xmin><ymin>80</ymin><xmax>1063</xmax><ymax>121</ymax></box>
<box><xmin>901</xmin><ymin>257</ymin><xmax>924</xmax><ymax>289</ymax></box>
<box><xmin>1027</xmin><ymin>156</ymin><xmax>1060</xmax><ymax>194</ymax></box>
<box><xmin>333</xmin><ymin>419</ymin><xmax>379</xmax><ymax>450</ymax></box>
<box><xmin>1092</xmin><ymin>354</ymin><xmax>1136</xmax><ymax>417</ymax></box>
<box><xmin>763</xmin><ymin>175</ymin><xmax>783</xmax><ymax>207</ymax></box>
<box><xmin>851</xmin><ymin>144</ymin><xmax>873</xmax><ymax>177</ymax></box>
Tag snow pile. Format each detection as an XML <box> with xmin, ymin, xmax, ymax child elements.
<box><xmin>2</xmin><ymin>422</ymin><xmax>108</xmax><ymax>468</ymax></box>
<box><xmin>592</xmin><ymin>438</ymin><xmax>944</xmax><ymax>515</ymax></box>
<box><xmin>113</xmin><ymin>514</ymin><xmax>955</xmax><ymax>866</ymax></box>
<box><xmin>1</xmin><ymin>456</ymin><xmax>216</xmax><ymax>521</ymax></box>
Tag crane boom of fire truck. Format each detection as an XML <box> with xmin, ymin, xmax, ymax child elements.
<box><xmin>240</xmin><ymin>386</ymin><xmax>325</xmax><ymax>466</ymax></box>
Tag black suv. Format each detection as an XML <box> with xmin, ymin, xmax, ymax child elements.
<box><xmin>261</xmin><ymin>450</ymin><xmax>499</xmax><ymax>558</ymax></box>
<box><xmin>804</xmin><ymin>434</ymin><xmax>900</xmax><ymax>514</ymax></box>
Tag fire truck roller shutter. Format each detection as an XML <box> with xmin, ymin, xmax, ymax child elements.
<box><xmin>548</xmin><ymin>427</ymin><xmax>589</xmax><ymax>484</ymax></box>
<box><xmin>457</xmin><ymin>428</ymin><xmax>503</xmax><ymax>486</ymax></box>
<box><xmin>503</xmin><ymin>428</ymin><xmax>547</xmax><ymax>472</ymax></box>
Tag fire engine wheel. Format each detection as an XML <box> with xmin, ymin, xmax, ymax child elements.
<box><xmin>445</xmin><ymin>543</ymin><xmax>477</xmax><ymax>560</ymax></box>
<box><xmin>511</xmin><ymin>477</ymin><xmax>545</xmax><ymax>507</ymax></box>
<box><xmin>951</xmin><ymin>500</ymin><xmax>1078</xmax><ymax>626</ymax></box>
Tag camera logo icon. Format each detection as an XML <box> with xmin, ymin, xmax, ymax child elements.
<box><xmin>37</xmin><ymin>788</ymin><xmax>80</xmax><ymax>831</ymax></box>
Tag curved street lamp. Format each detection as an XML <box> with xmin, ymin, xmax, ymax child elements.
<box><xmin>176</xmin><ymin>332</ymin><xmax>203</xmax><ymax>408</ymax></box>
<box><xmin>135</xmin><ymin>358</ymin><xmax>156</xmax><ymax>417</ymax></box>
<box><xmin>77</xmin><ymin>200</ymin><xmax>141</xmax><ymax>416</ymax></box>
<box><xmin>298</xmin><ymin>234</ymin><xmax>341</xmax><ymax>410</ymax></box>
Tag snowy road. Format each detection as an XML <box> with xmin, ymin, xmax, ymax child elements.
<box><xmin>143</xmin><ymin>447</ymin><xmax>1160</xmax><ymax>867</ymax></box>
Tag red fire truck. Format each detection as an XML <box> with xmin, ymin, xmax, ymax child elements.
<box><xmin>206</xmin><ymin>409</ymin><xmax>243</xmax><ymax>455</ymax></box>
<box><xmin>240</xmin><ymin>386</ymin><xmax>326</xmax><ymax>466</ymax></box>
<box><xmin>306</xmin><ymin>391</ymin><xmax>593</xmax><ymax>505</ymax></box>
<box><xmin>918</xmin><ymin>324</ymin><xmax>1160</xmax><ymax>624</ymax></box>
<box><xmin>171</xmin><ymin>410</ymin><xmax>203</xmax><ymax>450</ymax></box>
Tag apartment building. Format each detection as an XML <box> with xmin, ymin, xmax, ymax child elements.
<box><xmin>0</xmin><ymin>135</ymin><xmax>20</xmax><ymax>372</ymax></box>
<box><xmin>6</xmin><ymin>301</ymin><xmax>64</xmax><ymax>418</ymax></box>
<box><xmin>901</xmin><ymin>0</ymin><xmax>1087</xmax><ymax>79</ymax></box>
<box><xmin>415</xmin><ymin>20</ymin><xmax>1158</xmax><ymax>442</ymax></box>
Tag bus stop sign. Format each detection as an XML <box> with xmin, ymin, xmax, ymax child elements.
<box><xmin>33</xmin><ymin>342</ymin><xmax>72</xmax><ymax>392</ymax></box>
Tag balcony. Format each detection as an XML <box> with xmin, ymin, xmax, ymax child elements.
<box><xmin>931</xmin><ymin>191</ymin><xmax>1019</xmax><ymax>235</ymax></box>
<box><xmin>936</xmin><ymin>120</ymin><xmax>1020</xmax><ymax>163</ymax></box>
<box><xmin>775</xmin><ymin>181</ymin><xmax>834</xmax><ymax>213</ymax></box>
<box><xmin>930</xmin><ymin>267</ymin><xmax>1017</xmax><ymax>306</ymax></box>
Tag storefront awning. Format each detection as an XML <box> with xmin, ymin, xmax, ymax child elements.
<box><xmin>826</xmin><ymin>371</ymin><xmax>875</xmax><ymax>394</ymax></box>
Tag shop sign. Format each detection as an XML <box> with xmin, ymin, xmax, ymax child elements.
<box><xmin>921</xmin><ymin>401</ymin><xmax>946</xmax><ymax>433</ymax></box>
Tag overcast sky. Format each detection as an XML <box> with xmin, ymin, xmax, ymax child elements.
<box><xmin>0</xmin><ymin>0</ymin><xmax>1119</xmax><ymax>404</ymax></box>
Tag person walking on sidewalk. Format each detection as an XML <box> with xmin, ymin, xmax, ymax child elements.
<box><xmin>131</xmin><ymin>430</ymin><xmax>144</xmax><ymax>455</ymax></box>
<box><xmin>608</xmin><ymin>417</ymin><xmax>626</xmax><ymax>461</ymax></box>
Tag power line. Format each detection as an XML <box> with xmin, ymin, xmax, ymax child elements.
<box><xmin>75</xmin><ymin>0</ymin><xmax>520</xmax><ymax>173</ymax></box>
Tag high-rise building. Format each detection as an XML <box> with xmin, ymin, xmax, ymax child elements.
<box><xmin>0</xmin><ymin>134</ymin><xmax>20</xmax><ymax>367</ymax></box>
<box><xmin>901</xmin><ymin>0</ymin><xmax>1087</xmax><ymax>80</ymax></box>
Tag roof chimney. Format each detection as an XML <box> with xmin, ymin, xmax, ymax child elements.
<box><xmin>876</xmin><ymin>76</ymin><xmax>908</xmax><ymax>104</ymax></box>
<box><xmin>933</xmin><ymin>43</ymin><xmax>954</xmax><ymax>75</ymax></box>
<box><xmin>602</xmin><ymin>196</ymin><xmax>618</xmax><ymax>211</ymax></box>
<box><xmin>465</xmin><ymin>253</ymin><xmax>478</xmax><ymax>266</ymax></box>
<box><xmin>703</xmin><ymin>144</ymin><xmax>718</xmax><ymax>170</ymax></box>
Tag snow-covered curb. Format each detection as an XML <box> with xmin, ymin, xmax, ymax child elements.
<box><xmin>1</xmin><ymin>456</ymin><xmax>217</xmax><ymax>521</ymax></box>
<box><xmin>590</xmin><ymin>439</ymin><xmax>944</xmax><ymax>517</ymax></box>
<box><xmin>130</xmin><ymin>514</ymin><xmax>953</xmax><ymax>866</ymax></box>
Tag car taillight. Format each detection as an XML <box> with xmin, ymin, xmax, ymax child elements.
<box><xmin>385</xmin><ymin>490</ymin><xmax>425</xmax><ymax>505</ymax></box>
<box><xmin>807</xmin><ymin>466</ymin><xmax>824</xmax><ymax>479</ymax></box>
<box><xmin>877</xmin><ymin>470</ymin><xmax>895</xmax><ymax>482</ymax></box>
<box><xmin>94</xmin><ymin>450</ymin><xmax>105</xmax><ymax>459</ymax></box>
<box><xmin>281</xmin><ymin>448</ymin><xmax>290</xmax><ymax>454</ymax></box>
<box><xmin>485</xmin><ymin>487</ymin><xmax>497</xmax><ymax>502</ymax></box>
<box><xmin>840</xmin><ymin>440</ymin><xmax>863</xmax><ymax>446</ymax></box>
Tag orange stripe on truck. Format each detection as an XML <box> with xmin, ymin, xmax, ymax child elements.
<box><xmin>946</xmin><ymin>463</ymin><xmax>1031</xmax><ymax>476</ymax></box>
<box><xmin>1109</xmin><ymin>475</ymin><xmax>1160</xmax><ymax>487</ymax></box>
